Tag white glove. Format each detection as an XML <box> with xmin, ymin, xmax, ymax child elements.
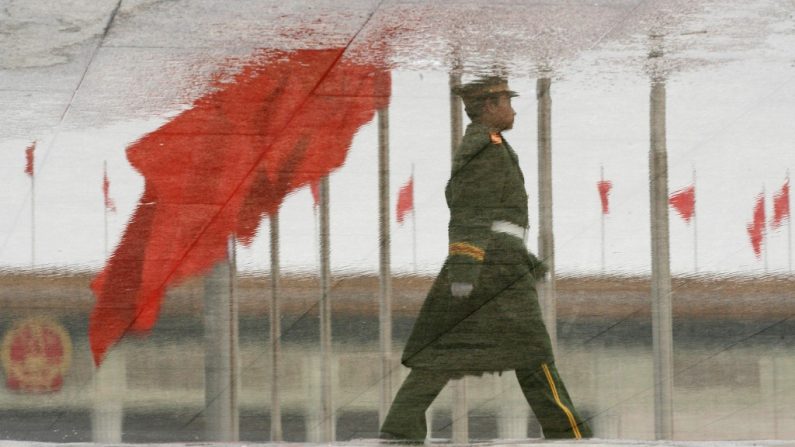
<box><xmin>451</xmin><ymin>282</ymin><xmax>474</xmax><ymax>298</ymax></box>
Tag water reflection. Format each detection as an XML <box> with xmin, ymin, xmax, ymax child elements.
<box><xmin>1</xmin><ymin>0</ymin><xmax>794</xmax><ymax>444</ymax></box>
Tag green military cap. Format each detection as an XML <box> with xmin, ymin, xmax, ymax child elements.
<box><xmin>451</xmin><ymin>76</ymin><xmax>518</xmax><ymax>101</ymax></box>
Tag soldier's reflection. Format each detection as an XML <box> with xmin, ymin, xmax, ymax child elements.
<box><xmin>380</xmin><ymin>77</ymin><xmax>592</xmax><ymax>441</ymax></box>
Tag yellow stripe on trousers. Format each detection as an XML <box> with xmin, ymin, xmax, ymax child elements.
<box><xmin>541</xmin><ymin>363</ymin><xmax>582</xmax><ymax>439</ymax></box>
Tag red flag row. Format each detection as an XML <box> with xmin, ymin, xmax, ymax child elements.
<box><xmin>597</xmin><ymin>178</ymin><xmax>789</xmax><ymax>229</ymax></box>
<box><xmin>24</xmin><ymin>142</ymin><xmax>414</xmax><ymax>224</ymax></box>
<box><xmin>598</xmin><ymin>177</ymin><xmax>698</xmax><ymax>221</ymax></box>
<box><xmin>746</xmin><ymin>180</ymin><xmax>790</xmax><ymax>259</ymax></box>
<box><xmin>20</xmin><ymin>142</ymin><xmax>791</xmax><ymax>251</ymax></box>
<box><xmin>598</xmin><ymin>176</ymin><xmax>791</xmax><ymax>259</ymax></box>
<box><xmin>25</xmin><ymin>144</ymin><xmax>117</xmax><ymax>214</ymax></box>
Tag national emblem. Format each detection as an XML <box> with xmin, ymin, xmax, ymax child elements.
<box><xmin>1</xmin><ymin>317</ymin><xmax>72</xmax><ymax>393</ymax></box>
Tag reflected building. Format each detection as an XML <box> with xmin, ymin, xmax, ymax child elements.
<box><xmin>1</xmin><ymin>272</ymin><xmax>794</xmax><ymax>441</ymax></box>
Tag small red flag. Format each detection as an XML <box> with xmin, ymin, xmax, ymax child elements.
<box><xmin>597</xmin><ymin>180</ymin><xmax>612</xmax><ymax>214</ymax></box>
<box><xmin>103</xmin><ymin>165</ymin><xmax>116</xmax><ymax>213</ymax></box>
<box><xmin>771</xmin><ymin>179</ymin><xmax>790</xmax><ymax>229</ymax></box>
<box><xmin>669</xmin><ymin>185</ymin><xmax>695</xmax><ymax>223</ymax></box>
<box><xmin>24</xmin><ymin>142</ymin><xmax>35</xmax><ymax>177</ymax></box>
<box><xmin>396</xmin><ymin>175</ymin><xmax>414</xmax><ymax>224</ymax></box>
<box><xmin>310</xmin><ymin>181</ymin><xmax>320</xmax><ymax>208</ymax></box>
<box><xmin>747</xmin><ymin>193</ymin><xmax>766</xmax><ymax>259</ymax></box>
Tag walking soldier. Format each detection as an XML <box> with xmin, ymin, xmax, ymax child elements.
<box><xmin>380</xmin><ymin>76</ymin><xmax>592</xmax><ymax>442</ymax></box>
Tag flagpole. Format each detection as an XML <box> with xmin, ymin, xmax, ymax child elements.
<box><xmin>537</xmin><ymin>76</ymin><xmax>557</xmax><ymax>353</ymax></box>
<box><xmin>318</xmin><ymin>175</ymin><xmax>334</xmax><ymax>442</ymax></box>
<box><xmin>314</xmin><ymin>198</ymin><xmax>320</xmax><ymax>271</ymax></box>
<box><xmin>649</xmin><ymin>36</ymin><xmax>674</xmax><ymax>438</ymax></box>
<box><xmin>104</xmin><ymin>161</ymin><xmax>109</xmax><ymax>260</ymax></box>
<box><xmin>449</xmin><ymin>66</ymin><xmax>468</xmax><ymax>445</ymax></box>
<box><xmin>600</xmin><ymin>165</ymin><xmax>606</xmax><ymax>274</ymax></box>
<box><xmin>377</xmin><ymin>106</ymin><xmax>393</xmax><ymax>426</ymax></box>
<box><xmin>269</xmin><ymin>209</ymin><xmax>282</xmax><ymax>442</ymax></box>
<box><xmin>92</xmin><ymin>342</ymin><xmax>125</xmax><ymax>443</ymax></box>
<box><xmin>94</xmin><ymin>160</ymin><xmax>125</xmax><ymax>444</ymax></box>
<box><xmin>30</xmin><ymin>165</ymin><xmax>36</xmax><ymax>268</ymax></box>
<box><xmin>763</xmin><ymin>184</ymin><xmax>768</xmax><ymax>273</ymax></box>
<box><xmin>787</xmin><ymin>170</ymin><xmax>792</xmax><ymax>274</ymax></box>
<box><xmin>204</xmin><ymin>237</ymin><xmax>240</xmax><ymax>441</ymax></box>
<box><xmin>693</xmin><ymin>168</ymin><xmax>698</xmax><ymax>274</ymax></box>
<box><xmin>411</xmin><ymin>164</ymin><xmax>417</xmax><ymax>274</ymax></box>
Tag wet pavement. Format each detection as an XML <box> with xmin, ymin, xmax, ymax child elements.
<box><xmin>2</xmin><ymin>0</ymin><xmax>795</xmax><ymax>444</ymax></box>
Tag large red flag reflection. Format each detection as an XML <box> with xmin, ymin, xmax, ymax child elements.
<box><xmin>89</xmin><ymin>49</ymin><xmax>390</xmax><ymax>365</ymax></box>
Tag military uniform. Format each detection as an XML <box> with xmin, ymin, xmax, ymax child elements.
<box><xmin>380</xmin><ymin>79</ymin><xmax>591</xmax><ymax>442</ymax></box>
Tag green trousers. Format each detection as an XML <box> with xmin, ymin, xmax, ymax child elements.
<box><xmin>380</xmin><ymin>364</ymin><xmax>592</xmax><ymax>441</ymax></box>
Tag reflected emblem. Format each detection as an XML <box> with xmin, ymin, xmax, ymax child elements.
<box><xmin>1</xmin><ymin>317</ymin><xmax>72</xmax><ymax>393</ymax></box>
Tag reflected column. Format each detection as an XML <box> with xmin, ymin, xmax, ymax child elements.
<box><xmin>648</xmin><ymin>36</ymin><xmax>674</xmax><ymax>440</ymax></box>
<box><xmin>449</xmin><ymin>68</ymin><xmax>469</xmax><ymax>445</ymax></box>
<box><xmin>203</xmin><ymin>237</ymin><xmax>240</xmax><ymax>441</ymax></box>
<box><xmin>496</xmin><ymin>373</ymin><xmax>530</xmax><ymax>439</ymax></box>
<box><xmin>28</xmin><ymin>142</ymin><xmax>36</xmax><ymax>267</ymax></box>
<box><xmin>94</xmin><ymin>185</ymin><xmax>126</xmax><ymax>443</ymax></box>
<box><xmin>269</xmin><ymin>210</ymin><xmax>283</xmax><ymax>441</ymax></box>
<box><xmin>378</xmin><ymin>107</ymin><xmax>394</xmax><ymax>425</ymax></box>
<box><xmin>318</xmin><ymin>176</ymin><xmax>335</xmax><ymax>442</ymax></box>
<box><xmin>536</xmin><ymin>76</ymin><xmax>557</xmax><ymax>353</ymax></box>
<box><xmin>92</xmin><ymin>347</ymin><xmax>125</xmax><ymax>443</ymax></box>
<box><xmin>759</xmin><ymin>356</ymin><xmax>780</xmax><ymax>438</ymax></box>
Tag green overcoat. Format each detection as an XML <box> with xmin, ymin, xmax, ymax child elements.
<box><xmin>401</xmin><ymin>123</ymin><xmax>552</xmax><ymax>376</ymax></box>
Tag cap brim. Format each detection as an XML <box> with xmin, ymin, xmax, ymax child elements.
<box><xmin>473</xmin><ymin>90</ymin><xmax>519</xmax><ymax>99</ymax></box>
